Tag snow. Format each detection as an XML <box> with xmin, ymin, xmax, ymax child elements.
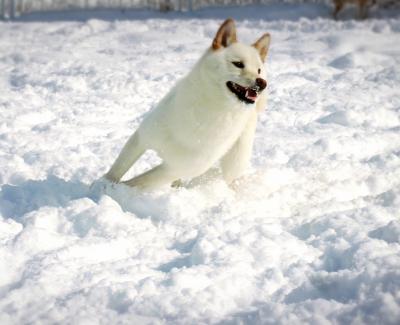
<box><xmin>1</xmin><ymin>4</ymin><xmax>400</xmax><ymax>324</ymax></box>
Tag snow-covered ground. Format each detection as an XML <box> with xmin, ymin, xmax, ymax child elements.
<box><xmin>1</xmin><ymin>4</ymin><xmax>400</xmax><ymax>324</ymax></box>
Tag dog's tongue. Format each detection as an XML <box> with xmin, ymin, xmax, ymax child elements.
<box><xmin>245</xmin><ymin>88</ymin><xmax>257</xmax><ymax>101</ymax></box>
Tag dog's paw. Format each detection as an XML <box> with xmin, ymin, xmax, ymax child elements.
<box><xmin>171</xmin><ymin>179</ymin><xmax>183</xmax><ymax>188</ymax></box>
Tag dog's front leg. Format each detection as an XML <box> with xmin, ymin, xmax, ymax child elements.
<box><xmin>105</xmin><ymin>132</ymin><xmax>144</xmax><ymax>183</ymax></box>
<box><xmin>221</xmin><ymin>110</ymin><xmax>257</xmax><ymax>186</ymax></box>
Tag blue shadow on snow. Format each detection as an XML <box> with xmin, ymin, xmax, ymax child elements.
<box><xmin>0</xmin><ymin>175</ymin><xmax>90</xmax><ymax>220</ymax></box>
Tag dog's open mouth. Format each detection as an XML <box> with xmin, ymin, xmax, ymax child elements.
<box><xmin>226</xmin><ymin>81</ymin><xmax>259</xmax><ymax>104</ymax></box>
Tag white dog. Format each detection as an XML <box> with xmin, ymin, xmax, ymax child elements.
<box><xmin>105</xmin><ymin>19</ymin><xmax>271</xmax><ymax>190</ymax></box>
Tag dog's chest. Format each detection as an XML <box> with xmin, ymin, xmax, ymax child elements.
<box><xmin>177</xmin><ymin>102</ymin><xmax>251</xmax><ymax>152</ymax></box>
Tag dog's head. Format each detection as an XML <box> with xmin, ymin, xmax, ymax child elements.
<box><xmin>205</xmin><ymin>18</ymin><xmax>270</xmax><ymax>105</ymax></box>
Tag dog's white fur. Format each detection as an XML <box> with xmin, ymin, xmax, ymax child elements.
<box><xmin>105</xmin><ymin>19</ymin><xmax>271</xmax><ymax>190</ymax></box>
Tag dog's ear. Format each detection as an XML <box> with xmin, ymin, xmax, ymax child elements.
<box><xmin>212</xmin><ymin>18</ymin><xmax>237</xmax><ymax>50</ymax></box>
<box><xmin>253</xmin><ymin>33</ymin><xmax>271</xmax><ymax>62</ymax></box>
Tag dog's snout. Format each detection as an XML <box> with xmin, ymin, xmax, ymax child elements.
<box><xmin>255</xmin><ymin>78</ymin><xmax>267</xmax><ymax>90</ymax></box>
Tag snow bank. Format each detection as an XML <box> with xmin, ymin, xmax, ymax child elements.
<box><xmin>1</xmin><ymin>4</ymin><xmax>400</xmax><ymax>325</ymax></box>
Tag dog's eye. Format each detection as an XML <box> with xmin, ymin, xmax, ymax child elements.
<box><xmin>232</xmin><ymin>61</ymin><xmax>245</xmax><ymax>69</ymax></box>
<box><xmin>258</xmin><ymin>68</ymin><xmax>261</xmax><ymax>74</ymax></box>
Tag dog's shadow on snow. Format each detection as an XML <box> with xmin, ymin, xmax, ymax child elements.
<box><xmin>0</xmin><ymin>175</ymin><xmax>232</xmax><ymax>224</ymax></box>
<box><xmin>0</xmin><ymin>176</ymin><xmax>153</xmax><ymax>221</ymax></box>
<box><xmin>0</xmin><ymin>175</ymin><xmax>90</xmax><ymax>220</ymax></box>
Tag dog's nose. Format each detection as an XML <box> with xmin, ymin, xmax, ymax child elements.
<box><xmin>255</xmin><ymin>78</ymin><xmax>267</xmax><ymax>90</ymax></box>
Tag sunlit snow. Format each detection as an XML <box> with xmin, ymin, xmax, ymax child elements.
<box><xmin>1</xmin><ymin>4</ymin><xmax>400</xmax><ymax>324</ymax></box>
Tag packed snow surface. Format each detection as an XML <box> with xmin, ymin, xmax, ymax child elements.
<box><xmin>1</xmin><ymin>4</ymin><xmax>400</xmax><ymax>325</ymax></box>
